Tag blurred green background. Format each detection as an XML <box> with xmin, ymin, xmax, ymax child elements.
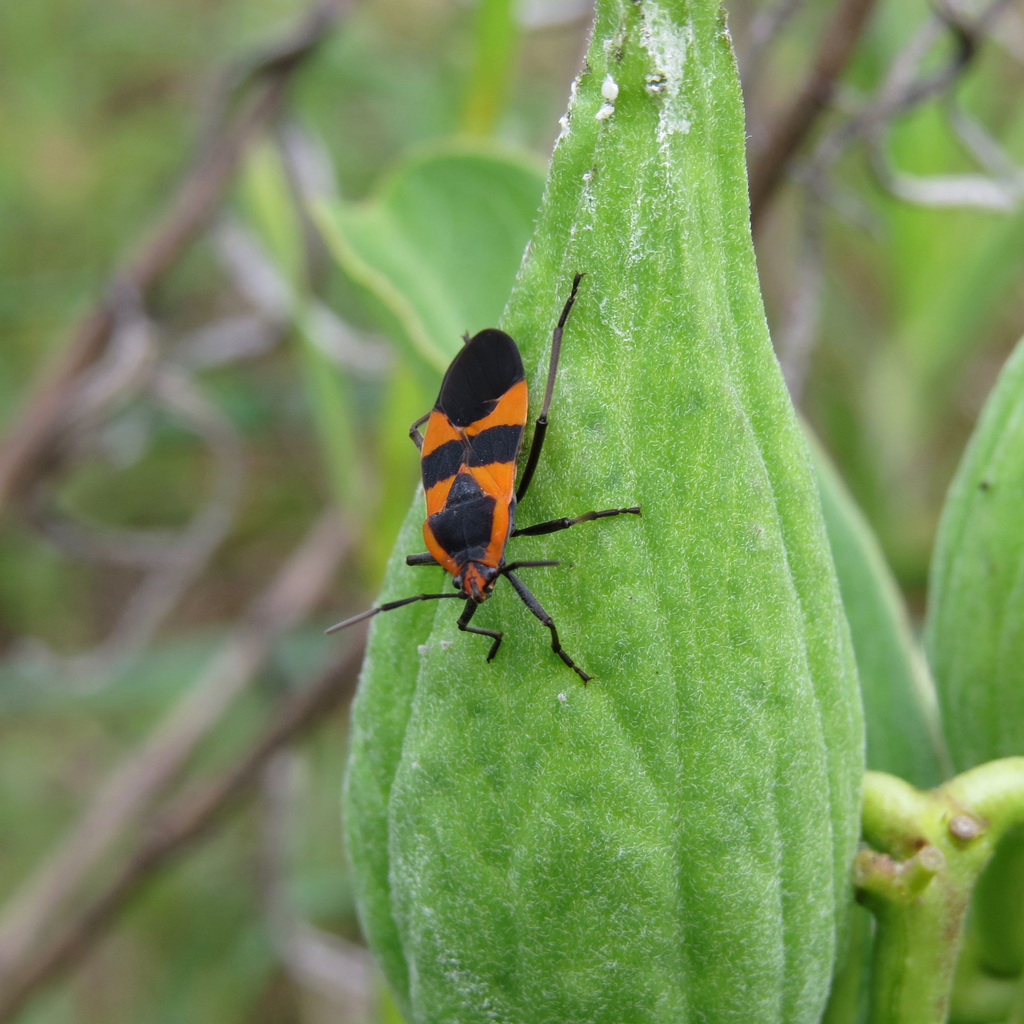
<box><xmin>1</xmin><ymin>0</ymin><xmax>1023</xmax><ymax>1020</ymax></box>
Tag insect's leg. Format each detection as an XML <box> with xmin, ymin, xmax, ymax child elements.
<box><xmin>512</xmin><ymin>506</ymin><xmax>641</xmax><ymax>538</ymax></box>
<box><xmin>406</xmin><ymin>552</ymin><xmax>440</xmax><ymax>567</ymax></box>
<box><xmin>457</xmin><ymin>600</ymin><xmax>503</xmax><ymax>662</ymax></box>
<box><xmin>409</xmin><ymin>411</ymin><xmax>431</xmax><ymax>451</ymax></box>
<box><xmin>516</xmin><ymin>272</ymin><xmax>584</xmax><ymax>503</ymax></box>
<box><xmin>326</xmin><ymin>591</ymin><xmax>462</xmax><ymax>634</ymax></box>
<box><xmin>503</xmin><ymin>570</ymin><xmax>591</xmax><ymax>684</ymax></box>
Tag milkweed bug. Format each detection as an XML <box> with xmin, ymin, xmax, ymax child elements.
<box><xmin>327</xmin><ymin>274</ymin><xmax>640</xmax><ymax>682</ymax></box>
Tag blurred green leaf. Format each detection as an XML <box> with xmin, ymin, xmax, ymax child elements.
<box><xmin>460</xmin><ymin>0</ymin><xmax>519</xmax><ymax>136</ymax></box>
<box><xmin>344</xmin><ymin>2</ymin><xmax>863</xmax><ymax>1022</ymax></box>
<box><xmin>925</xmin><ymin>334</ymin><xmax>1024</xmax><ymax>771</ymax></box>
<box><xmin>316</xmin><ymin>143</ymin><xmax>545</xmax><ymax>377</ymax></box>
<box><xmin>969</xmin><ymin>823</ymin><xmax>1024</xmax><ymax>979</ymax></box>
<box><xmin>239</xmin><ymin>144</ymin><xmax>363</xmax><ymax>511</ymax></box>
<box><xmin>364</xmin><ymin>362</ymin><xmax>431</xmax><ymax>584</ymax></box>
<box><xmin>811</xmin><ymin>431</ymin><xmax>948</xmax><ymax>787</ymax></box>
<box><xmin>925</xmin><ymin>335</ymin><xmax>1024</xmax><ymax>982</ymax></box>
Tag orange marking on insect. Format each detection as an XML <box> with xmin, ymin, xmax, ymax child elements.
<box><xmin>464</xmin><ymin>379</ymin><xmax>528</xmax><ymax>436</ymax></box>
<box><xmin>420</xmin><ymin>410</ymin><xmax>461</xmax><ymax>457</ymax></box>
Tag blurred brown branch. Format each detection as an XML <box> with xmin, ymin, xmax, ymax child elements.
<box><xmin>0</xmin><ymin>509</ymin><xmax>351</xmax><ymax>1013</ymax></box>
<box><xmin>0</xmin><ymin>638</ymin><xmax>365</xmax><ymax>1022</ymax></box>
<box><xmin>748</xmin><ymin>0</ymin><xmax>879</xmax><ymax>228</ymax></box>
<box><xmin>742</xmin><ymin>0</ymin><xmax>810</xmax><ymax>90</ymax></box>
<box><xmin>0</xmin><ymin>0</ymin><xmax>348</xmax><ymax>515</ymax></box>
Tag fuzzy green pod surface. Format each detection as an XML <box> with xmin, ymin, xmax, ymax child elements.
<box><xmin>343</xmin><ymin>3</ymin><xmax>864</xmax><ymax>1022</ymax></box>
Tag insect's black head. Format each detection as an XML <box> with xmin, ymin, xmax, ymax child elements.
<box><xmin>453</xmin><ymin>562</ymin><xmax>498</xmax><ymax>603</ymax></box>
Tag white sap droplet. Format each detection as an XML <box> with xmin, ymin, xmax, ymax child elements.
<box><xmin>595</xmin><ymin>73</ymin><xmax>619</xmax><ymax>122</ymax></box>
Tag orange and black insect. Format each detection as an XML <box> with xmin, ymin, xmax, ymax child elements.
<box><xmin>327</xmin><ymin>274</ymin><xmax>639</xmax><ymax>682</ymax></box>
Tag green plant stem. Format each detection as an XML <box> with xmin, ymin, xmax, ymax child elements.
<box><xmin>460</xmin><ymin>0</ymin><xmax>518</xmax><ymax>136</ymax></box>
<box><xmin>858</xmin><ymin>760</ymin><xmax>1024</xmax><ymax>1024</ymax></box>
<box><xmin>945</xmin><ymin>759</ymin><xmax>1024</xmax><ymax>835</ymax></box>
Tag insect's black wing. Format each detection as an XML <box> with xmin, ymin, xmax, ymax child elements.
<box><xmin>436</xmin><ymin>328</ymin><xmax>525</xmax><ymax>428</ymax></box>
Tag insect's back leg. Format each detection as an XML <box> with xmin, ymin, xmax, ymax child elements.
<box><xmin>512</xmin><ymin>506</ymin><xmax>640</xmax><ymax>538</ymax></box>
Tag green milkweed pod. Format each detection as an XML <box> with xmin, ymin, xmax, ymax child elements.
<box><xmin>344</xmin><ymin>2</ymin><xmax>864</xmax><ymax>1021</ymax></box>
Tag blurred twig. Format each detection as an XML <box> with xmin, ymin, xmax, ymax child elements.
<box><xmin>766</xmin><ymin>0</ymin><xmax>1020</xmax><ymax>389</ymax></box>
<box><xmin>519</xmin><ymin>0</ymin><xmax>594</xmax><ymax>29</ymax></box>
<box><xmin>742</xmin><ymin>0</ymin><xmax>811</xmax><ymax>91</ymax></box>
<box><xmin>0</xmin><ymin>639</ymin><xmax>366</xmax><ymax>1023</ymax></box>
<box><xmin>0</xmin><ymin>510</ymin><xmax>350</xmax><ymax>1003</ymax></box>
<box><xmin>23</xmin><ymin>365</ymin><xmax>247</xmax><ymax>686</ymax></box>
<box><xmin>73</xmin><ymin>367</ymin><xmax>245</xmax><ymax>677</ymax></box>
<box><xmin>23</xmin><ymin>360</ymin><xmax>240</xmax><ymax>573</ymax></box>
<box><xmin>748</xmin><ymin>0</ymin><xmax>879</xmax><ymax>228</ymax></box>
<box><xmin>860</xmin><ymin>0</ymin><xmax>1023</xmax><ymax>210</ymax></box>
<box><xmin>0</xmin><ymin>0</ymin><xmax>348</xmax><ymax>514</ymax></box>
<box><xmin>260</xmin><ymin>753</ymin><xmax>374</xmax><ymax>1019</ymax></box>
<box><xmin>807</xmin><ymin>0</ymin><xmax>1019</xmax><ymax>189</ymax></box>
<box><xmin>211</xmin><ymin>214</ymin><xmax>390</xmax><ymax>378</ymax></box>
<box><xmin>749</xmin><ymin>0</ymin><xmax>1019</xmax><ymax>230</ymax></box>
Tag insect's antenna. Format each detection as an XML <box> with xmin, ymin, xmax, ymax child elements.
<box><xmin>516</xmin><ymin>272</ymin><xmax>584</xmax><ymax>503</ymax></box>
<box><xmin>541</xmin><ymin>271</ymin><xmax>584</xmax><ymax>419</ymax></box>
<box><xmin>499</xmin><ymin>560</ymin><xmax>560</xmax><ymax>574</ymax></box>
<box><xmin>326</xmin><ymin>592</ymin><xmax>465</xmax><ymax>634</ymax></box>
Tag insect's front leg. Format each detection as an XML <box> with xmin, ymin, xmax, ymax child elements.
<box><xmin>504</xmin><ymin>570</ymin><xmax>590</xmax><ymax>683</ymax></box>
<box><xmin>458</xmin><ymin>601</ymin><xmax>503</xmax><ymax>661</ymax></box>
